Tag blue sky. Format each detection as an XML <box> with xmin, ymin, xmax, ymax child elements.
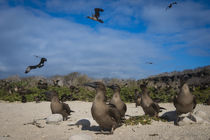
<box><xmin>0</xmin><ymin>0</ymin><xmax>210</xmax><ymax>79</ymax></box>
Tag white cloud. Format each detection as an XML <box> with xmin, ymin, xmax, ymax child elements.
<box><xmin>0</xmin><ymin>0</ymin><xmax>209</xmax><ymax>79</ymax></box>
<box><xmin>141</xmin><ymin>1</ymin><xmax>210</xmax><ymax>33</ymax></box>
<box><xmin>46</xmin><ymin>0</ymin><xmax>103</xmax><ymax>14</ymax></box>
<box><xmin>0</xmin><ymin>5</ymin><xmax>167</xmax><ymax>79</ymax></box>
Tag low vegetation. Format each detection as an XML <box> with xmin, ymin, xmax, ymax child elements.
<box><xmin>0</xmin><ymin>80</ymin><xmax>209</xmax><ymax>103</ymax></box>
<box><xmin>124</xmin><ymin>115</ymin><xmax>166</xmax><ymax>125</ymax></box>
<box><xmin>0</xmin><ymin>65</ymin><xmax>210</xmax><ymax>103</ymax></box>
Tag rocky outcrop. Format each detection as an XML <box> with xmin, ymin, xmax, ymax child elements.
<box><xmin>138</xmin><ymin>65</ymin><xmax>210</xmax><ymax>92</ymax></box>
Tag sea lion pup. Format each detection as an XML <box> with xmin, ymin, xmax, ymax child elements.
<box><xmin>173</xmin><ymin>83</ymin><xmax>196</xmax><ymax>124</ymax></box>
<box><xmin>134</xmin><ymin>89</ymin><xmax>141</xmax><ymax>107</ymax></box>
<box><xmin>107</xmin><ymin>84</ymin><xmax>127</xmax><ymax>119</ymax></box>
<box><xmin>84</xmin><ymin>82</ymin><xmax>121</xmax><ymax>134</ymax></box>
<box><xmin>139</xmin><ymin>84</ymin><xmax>166</xmax><ymax>117</ymax></box>
<box><xmin>50</xmin><ymin>92</ymin><xmax>74</xmax><ymax>121</ymax></box>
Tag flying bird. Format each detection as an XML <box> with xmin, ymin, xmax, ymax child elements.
<box><xmin>146</xmin><ymin>62</ymin><xmax>153</xmax><ymax>64</ymax></box>
<box><xmin>166</xmin><ymin>2</ymin><xmax>177</xmax><ymax>10</ymax></box>
<box><xmin>87</xmin><ymin>8</ymin><xmax>104</xmax><ymax>23</ymax></box>
<box><xmin>25</xmin><ymin>56</ymin><xmax>47</xmax><ymax>73</ymax></box>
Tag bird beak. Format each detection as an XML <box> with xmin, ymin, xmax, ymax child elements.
<box><xmin>84</xmin><ymin>82</ymin><xmax>96</xmax><ymax>88</ymax></box>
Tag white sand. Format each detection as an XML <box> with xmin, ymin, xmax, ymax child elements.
<box><xmin>0</xmin><ymin>101</ymin><xmax>210</xmax><ymax>140</ymax></box>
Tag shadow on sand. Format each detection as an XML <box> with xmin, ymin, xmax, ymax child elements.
<box><xmin>160</xmin><ymin>111</ymin><xmax>177</xmax><ymax>122</ymax></box>
<box><xmin>68</xmin><ymin>119</ymin><xmax>112</xmax><ymax>135</ymax></box>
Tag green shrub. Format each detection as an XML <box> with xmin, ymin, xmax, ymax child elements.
<box><xmin>0</xmin><ymin>81</ymin><xmax>209</xmax><ymax>103</ymax></box>
<box><xmin>192</xmin><ymin>87</ymin><xmax>210</xmax><ymax>103</ymax></box>
<box><xmin>148</xmin><ymin>87</ymin><xmax>176</xmax><ymax>103</ymax></box>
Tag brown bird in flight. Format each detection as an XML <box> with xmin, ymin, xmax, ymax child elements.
<box><xmin>146</xmin><ymin>62</ymin><xmax>153</xmax><ymax>64</ymax></box>
<box><xmin>166</xmin><ymin>2</ymin><xmax>177</xmax><ymax>10</ymax></box>
<box><xmin>87</xmin><ymin>8</ymin><xmax>104</xmax><ymax>23</ymax></box>
<box><xmin>25</xmin><ymin>56</ymin><xmax>47</xmax><ymax>73</ymax></box>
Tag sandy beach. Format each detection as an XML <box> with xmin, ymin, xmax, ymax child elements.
<box><xmin>0</xmin><ymin>101</ymin><xmax>210</xmax><ymax>140</ymax></box>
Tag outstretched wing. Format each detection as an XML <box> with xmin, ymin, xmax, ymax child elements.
<box><xmin>25</xmin><ymin>65</ymin><xmax>38</xmax><ymax>73</ymax></box>
<box><xmin>37</xmin><ymin>58</ymin><xmax>47</xmax><ymax>67</ymax></box>
<box><xmin>97</xmin><ymin>19</ymin><xmax>104</xmax><ymax>23</ymax></box>
<box><xmin>94</xmin><ymin>8</ymin><xmax>104</xmax><ymax>18</ymax></box>
<box><xmin>166</xmin><ymin>2</ymin><xmax>177</xmax><ymax>10</ymax></box>
<box><xmin>166</xmin><ymin>4</ymin><xmax>171</xmax><ymax>10</ymax></box>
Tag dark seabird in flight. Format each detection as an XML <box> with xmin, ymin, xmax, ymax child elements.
<box><xmin>166</xmin><ymin>2</ymin><xmax>177</xmax><ymax>10</ymax></box>
<box><xmin>146</xmin><ymin>62</ymin><xmax>153</xmax><ymax>64</ymax></box>
<box><xmin>87</xmin><ymin>8</ymin><xmax>104</xmax><ymax>23</ymax></box>
<box><xmin>25</xmin><ymin>56</ymin><xmax>47</xmax><ymax>73</ymax></box>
